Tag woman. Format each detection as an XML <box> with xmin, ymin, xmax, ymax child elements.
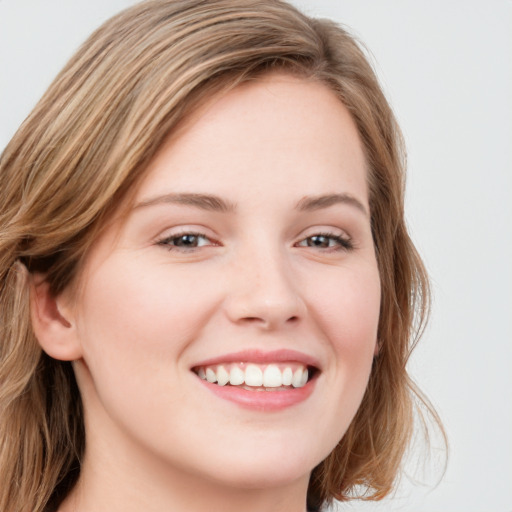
<box><xmin>0</xmin><ymin>1</ymin><xmax>441</xmax><ymax>511</ymax></box>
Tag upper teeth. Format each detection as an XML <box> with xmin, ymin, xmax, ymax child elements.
<box><xmin>196</xmin><ymin>363</ymin><xmax>309</xmax><ymax>388</ymax></box>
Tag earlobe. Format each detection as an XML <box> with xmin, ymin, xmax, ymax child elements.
<box><xmin>29</xmin><ymin>274</ymin><xmax>83</xmax><ymax>361</ymax></box>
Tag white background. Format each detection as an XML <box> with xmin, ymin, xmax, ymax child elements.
<box><xmin>1</xmin><ymin>1</ymin><xmax>511</xmax><ymax>511</ymax></box>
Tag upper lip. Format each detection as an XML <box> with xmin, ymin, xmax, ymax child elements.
<box><xmin>191</xmin><ymin>349</ymin><xmax>321</xmax><ymax>370</ymax></box>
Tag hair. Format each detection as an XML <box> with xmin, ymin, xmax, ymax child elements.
<box><xmin>0</xmin><ymin>1</ymin><xmax>443</xmax><ymax>511</ymax></box>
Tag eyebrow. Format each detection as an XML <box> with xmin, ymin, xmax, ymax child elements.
<box><xmin>133</xmin><ymin>193</ymin><xmax>236</xmax><ymax>212</ymax></box>
<box><xmin>133</xmin><ymin>192</ymin><xmax>368</xmax><ymax>216</ymax></box>
<box><xmin>295</xmin><ymin>193</ymin><xmax>368</xmax><ymax>216</ymax></box>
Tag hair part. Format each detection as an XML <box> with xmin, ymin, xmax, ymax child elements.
<box><xmin>0</xmin><ymin>1</ymin><xmax>443</xmax><ymax>510</ymax></box>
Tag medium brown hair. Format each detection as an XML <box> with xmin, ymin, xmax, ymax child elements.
<box><xmin>0</xmin><ymin>1</ymin><xmax>441</xmax><ymax>510</ymax></box>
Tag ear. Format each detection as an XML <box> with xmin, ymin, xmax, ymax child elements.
<box><xmin>29</xmin><ymin>274</ymin><xmax>83</xmax><ymax>361</ymax></box>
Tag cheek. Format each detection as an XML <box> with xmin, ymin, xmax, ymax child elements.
<box><xmin>310</xmin><ymin>263</ymin><xmax>381</xmax><ymax>352</ymax></box>
<box><xmin>80</xmin><ymin>257</ymin><xmax>207</xmax><ymax>344</ymax></box>
<box><xmin>72</xmin><ymin>257</ymin><xmax>223</xmax><ymax>446</ymax></box>
<box><xmin>306</xmin><ymin>263</ymin><xmax>380</xmax><ymax>420</ymax></box>
<box><xmin>74</xmin><ymin>256</ymin><xmax>219</xmax><ymax>395</ymax></box>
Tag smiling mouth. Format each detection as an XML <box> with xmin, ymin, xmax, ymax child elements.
<box><xmin>192</xmin><ymin>362</ymin><xmax>318</xmax><ymax>390</ymax></box>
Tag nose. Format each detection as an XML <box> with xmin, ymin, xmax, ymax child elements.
<box><xmin>223</xmin><ymin>245</ymin><xmax>306</xmax><ymax>331</ymax></box>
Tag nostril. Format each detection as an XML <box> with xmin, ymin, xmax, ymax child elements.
<box><xmin>238</xmin><ymin>314</ymin><xmax>301</xmax><ymax>328</ymax></box>
<box><xmin>242</xmin><ymin>317</ymin><xmax>264</xmax><ymax>323</ymax></box>
<box><xmin>240</xmin><ymin>315</ymin><xmax>300</xmax><ymax>329</ymax></box>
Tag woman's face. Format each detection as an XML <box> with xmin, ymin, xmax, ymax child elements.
<box><xmin>67</xmin><ymin>75</ymin><xmax>380</xmax><ymax>491</ymax></box>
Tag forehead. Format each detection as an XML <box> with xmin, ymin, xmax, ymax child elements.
<box><xmin>74</xmin><ymin>74</ymin><xmax>371</xmax><ymax>291</ymax></box>
<box><xmin>136</xmin><ymin>73</ymin><xmax>368</xmax><ymax>207</ymax></box>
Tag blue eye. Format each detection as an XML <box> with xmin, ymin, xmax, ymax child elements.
<box><xmin>297</xmin><ymin>233</ymin><xmax>353</xmax><ymax>251</ymax></box>
<box><xmin>157</xmin><ymin>232</ymin><xmax>212</xmax><ymax>250</ymax></box>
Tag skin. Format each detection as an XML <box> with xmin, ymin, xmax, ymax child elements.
<box><xmin>32</xmin><ymin>74</ymin><xmax>381</xmax><ymax>512</ymax></box>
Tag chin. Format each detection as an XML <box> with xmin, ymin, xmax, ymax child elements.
<box><xmin>205</xmin><ymin>458</ymin><xmax>313</xmax><ymax>490</ymax></box>
<box><xmin>188</xmin><ymin>435</ymin><xmax>325</xmax><ymax>490</ymax></box>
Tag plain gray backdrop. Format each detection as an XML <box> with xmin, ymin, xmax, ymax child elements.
<box><xmin>1</xmin><ymin>1</ymin><xmax>511</xmax><ymax>511</ymax></box>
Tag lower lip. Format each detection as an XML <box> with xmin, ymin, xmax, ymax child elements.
<box><xmin>196</xmin><ymin>376</ymin><xmax>317</xmax><ymax>411</ymax></box>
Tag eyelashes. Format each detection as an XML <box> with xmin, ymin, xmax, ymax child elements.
<box><xmin>295</xmin><ymin>233</ymin><xmax>354</xmax><ymax>251</ymax></box>
<box><xmin>157</xmin><ymin>232</ymin><xmax>216</xmax><ymax>250</ymax></box>
<box><xmin>156</xmin><ymin>230</ymin><xmax>354</xmax><ymax>253</ymax></box>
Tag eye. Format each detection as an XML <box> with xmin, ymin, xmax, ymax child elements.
<box><xmin>296</xmin><ymin>233</ymin><xmax>353</xmax><ymax>251</ymax></box>
<box><xmin>157</xmin><ymin>232</ymin><xmax>215</xmax><ymax>251</ymax></box>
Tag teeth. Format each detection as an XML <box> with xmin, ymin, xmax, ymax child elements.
<box><xmin>263</xmin><ymin>364</ymin><xmax>282</xmax><ymax>387</ymax></box>
<box><xmin>291</xmin><ymin>368</ymin><xmax>303</xmax><ymax>388</ymax></box>
<box><xmin>300</xmin><ymin>368</ymin><xmax>308</xmax><ymax>387</ymax></box>
<box><xmin>195</xmin><ymin>362</ymin><xmax>312</xmax><ymax>389</ymax></box>
<box><xmin>282</xmin><ymin>367</ymin><xmax>293</xmax><ymax>386</ymax></box>
<box><xmin>216</xmin><ymin>365</ymin><xmax>230</xmax><ymax>386</ymax></box>
<box><xmin>245</xmin><ymin>364</ymin><xmax>263</xmax><ymax>386</ymax></box>
<box><xmin>206</xmin><ymin>367</ymin><xmax>217</xmax><ymax>383</ymax></box>
<box><xmin>229</xmin><ymin>366</ymin><xmax>245</xmax><ymax>385</ymax></box>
